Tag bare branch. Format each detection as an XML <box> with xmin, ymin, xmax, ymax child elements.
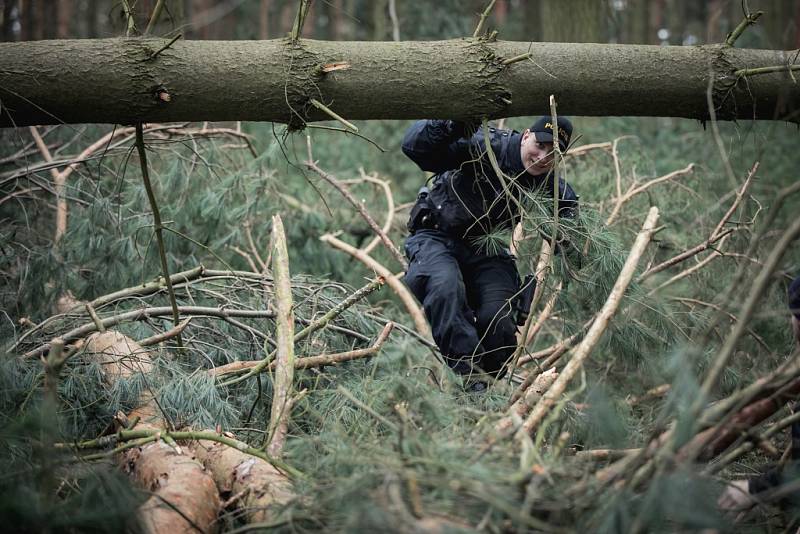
<box><xmin>305</xmin><ymin>135</ymin><xmax>407</xmax><ymax>270</ymax></box>
<box><xmin>521</xmin><ymin>207</ymin><xmax>660</xmax><ymax>435</ymax></box>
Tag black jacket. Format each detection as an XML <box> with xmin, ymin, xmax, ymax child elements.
<box><xmin>402</xmin><ymin>119</ymin><xmax>579</xmax><ymax>238</ymax></box>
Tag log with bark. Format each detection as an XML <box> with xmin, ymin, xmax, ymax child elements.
<box><xmin>85</xmin><ymin>331</ymin><xmax>221</xmax><ymax>534</ymax></box>
<box><xmin>83</xmin><ymin>330</ymin><xmax>296</xmax><ymax>532</ymax></box>
<box><xmin>1</xmin><ymin>38</ymin><xmax>798</xmax><ymax>127</ymax></box>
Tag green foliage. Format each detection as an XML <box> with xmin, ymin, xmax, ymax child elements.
<box><xmin>2</xmin><ymin>111</ymin><xmax>800</xmax><ymax>531</ymax></box>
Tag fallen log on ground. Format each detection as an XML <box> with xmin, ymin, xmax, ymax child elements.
<box><xmin>85</xmin><ymin>331</ymin><xmax>220</xmax><ymax>533</ymax></box>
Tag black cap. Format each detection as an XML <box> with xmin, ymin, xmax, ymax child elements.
<box><xmin>789</xmin><ymin>275</ymin><xmax>800</xmax><ymax>319</ymax></box>
<box><xmin>530</xmin><ymin>116</ymin><xmax>573</xmax><ymax>152</ymax></box>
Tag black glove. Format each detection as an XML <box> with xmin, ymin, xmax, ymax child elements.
<box><xmin>448</xmin><ymin>120</ymin><xmax>480</xmax><ymax>140</ymax></box>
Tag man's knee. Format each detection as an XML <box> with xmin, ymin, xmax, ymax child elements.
<box><xmin>475</xmin><ymin>301</ymin><xmax>516</xmax><ymax>337</ymax></box>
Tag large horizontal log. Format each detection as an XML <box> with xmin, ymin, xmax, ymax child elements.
<box><xmin>1</xmin><ymin>37</ymin><xmax>798</xmax><ymax>127</ymax></box>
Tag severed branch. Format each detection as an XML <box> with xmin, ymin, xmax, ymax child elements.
<box><xmin>29</xmin><ymin>126</ymin><xmax>68</xmax><ymax>244</ymax></box>
<box><xmin>685</xmin><ymin>374</ymin><xmax>800</xmax><ymax>463</ymax></box>
<box><xmin>520</xmin><ymin>207</ymin><xmax>660</xmax><ymax>436</ymax></box>
<box><xmin>209</xmin><ymin>322</ymin><xmax>394</xmax><ymax>377</ymax></box>
<box><xmin>305</xmin><ymin>135</ymin><xmax>407</xmax><ymax>270</ymax></box>
<box><xmin>638</xmin><ymin>162</ymin><xmax>758</xmax><ymax>281</ymax></box>
<box><xmin>22</xmin><ymin>306</ymin><xmax>276</xmax><ymax>359</ymax></box>
<box><xmin>605</xmin><ymin>163</ymin><xmax>694</xmax><ymax>226</ymax></box>
<box><xmin>263</xmin><ymin>215</ymin><xmax>296</xmax><ymax>458</ymax></box>
<box><xmin>705</xmin><ymin>411</ymin><xmax>800</xmax><ymax>475</ymax></box>
<box><xmin>219</xmin><ymin>277</ymin><xmax>385</xmax><ymax>387</ymax></box>
<box><xmin>320</xmin><ymin>232</ymin><xmax>430</xmax><ymax>339</ymax></box>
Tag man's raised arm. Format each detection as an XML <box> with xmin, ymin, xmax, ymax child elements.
<box><xmin>401</xmin><ymin>119</ymin><xmax>476</xmax><ymax>173</ymax></box>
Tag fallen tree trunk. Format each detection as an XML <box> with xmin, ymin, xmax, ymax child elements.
<box><xmin>191</xmin><ymin>440</ymin><xmax>294</xmax><ymax>523</ymax></box>
<box><xmin>85</xmin><ymin>331</ymin><xmax>221</xmax><ymax>534</ymax></box>
<box><xmin>1</xmin><ymin>38</ymin><xmax>798</xmax><ymax>127</ymax></box>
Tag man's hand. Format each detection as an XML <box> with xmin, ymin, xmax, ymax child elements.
<box><xmin>449</xmin><ymin>120</ymin><xmax>480</xmax><ymax>140</ymax></box>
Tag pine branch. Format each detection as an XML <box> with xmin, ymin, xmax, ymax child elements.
<box><xmin>520</xmin><ymin>207</ymin><xmax>660</xmax><ymax>436</ymax></box>
<box><xmin>208</xmin><ymin>321</ymin><xmax>393</xmax><ymax>377</ymax></box>
<box><xmin>218</xmin><ymin>277</ymin><xmax>385</xmax><ymax>386</ymax></box>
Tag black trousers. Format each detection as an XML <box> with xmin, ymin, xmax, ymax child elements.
<box><xmin>403</xmin><ymin>229</ymin><xmax>520</xmax><ymax>377</ymax></box>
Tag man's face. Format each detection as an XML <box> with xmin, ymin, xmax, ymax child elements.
<box><xmin>520</xmin><ymin>130</ymin><xmax>555</xmax><ymax>176</ymax></box>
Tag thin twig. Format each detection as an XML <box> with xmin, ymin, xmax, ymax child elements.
<box><xmin>135</xmin><ymin>123</ymin><xmax>183</xmax><ymax>350</ymax></box>
<box><xmin>219</xmin><ymin>277</ymin><xmax>385</xmax><ymax>387</ymax></box>
<box><xmin>290</xmin><ymin>0</ymin><xmax>312</xmax><ymax>43</ymax></box>
<box><xmin>23</xmin><ymin>306</ymin><xmax>276</xmax><ymax>359</ymax></box>
<box><xmin>473</xmin><ymin>0</ymin><xmax>497</xmax><ymax>38</ymax></box>
<box><xmin>735</xmin><ymin>64</ymin><xmax>800</xmax><ymax>78</ymax></box>
<box><xmin>209</xmin><ymin>322</ymin><xmax>393</xmax><ymax>377</ymax></box>
<box><xmin>144</xmin><ymin>0</ymin><xmax>166</xmax><ymax>36</ymax></box>
<box><xmin>697</xmin><ymin>215</ymin><xmax>800</xmax><ymax>401</ymax></box>
<box><xmin>68</xmin><ymin>428</ymin><xmax>302</xmax><ymax>479</ymax></box>
<box><xmin>358</xmin><ymin>170</ymin><xmax>395</xmax><ymax>256</ymax></box>
<box><xmin>308</xmin><ymin>98</ymin><xmax>358</xmax><ymax>132</ymax></box>
<box><xmin>605</xmin><ymin>163</ymin><xmax>694</xmax><ymax>226</ymax></box>
<box><xmin>306</xmin><ymin>136</ymin><xmax>407</xmax><ymax>269</ymax></box>
<box><xmin>120</xmin><ymin>0</ymin><xmax>136</xmax><ymax>36</ymax></box>
<box><xmin>725</xmin><ymin>9</ymin><xmax>763</xmax><ymax>46</ymax></box>
<box><xmin>148</xmin><ymin>34</ymin><xmax>182</xmax><ymax>60</ymax></box>
<box><xmin>337</xmin><ymin>385</ymin><xmax>398</xmax><ymax>431</ymax></box>
<box><xmin>641</xmin><ymin>162</ymin><xmax>757</xmax><ymax>282</ymax></box>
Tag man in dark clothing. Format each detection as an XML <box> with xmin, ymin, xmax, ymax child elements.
<box><xmin>401</xmin><ymin>116</ymin><xmax>579</xmax><ymax>385</ymax></box>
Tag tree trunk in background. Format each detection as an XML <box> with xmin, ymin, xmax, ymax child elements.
<box><xmin>259</xmin><ymin>0</ymin><xmax>270</xmax><ymax>39</ymax></box>
<box><xmin>56</xmin><ymin>0</ymin><xmax>71</xmax><ymax>39</ymax></box>
<box><xmin>33</xmin><ymin>0</ymin><xmax>44</xmax><ymax>39</ymax></box>
<box><xmin>279</xmin><ymin>0</ymin><xmax>293</xmax><ymax>37</ymax></box>
<box><xmin>495</xmin><ymin>0</ymin><xmax>507</xmax><ymax>27</ymax></box>
<box><xmin>758</xmin><ymin>0</ymin><xmax>798</xmax><ymax>49</ymax></box>
<box><xmin>521</xmin><ymin>0</ymin><xmax>541</xmax><ymax>42</ymax></box>
<box><xmin>2</xmin><ymin>0</ymin><xmax>17</xmax><ymax>41</ymax></box>
<box><xmin>540</xmin><ymin>0</ymin><xmax>605</xmax><ymax>43</ymax></box>
<box><xmin>329</xmin><ymin>0</ymin><xmax>343</xmax><ymax>40</ymax></box>
<box><xmin>705</xmin><ymin>0</ymin><xmax>723</xmax><ymax>43</ymax></box>
<box><xmin>2</xmin><ymin>37</ymin><xmax>798</xmax><ymax>127</ymax></box>
<box><xmin>371</xmin><ymin>0</ymin><xmax>387</xmax><ymax>41</ymax></box>
<box><xmin>86</xmin><ymin>0</ymin><xmax>98</xmax><ymax>38</ymax></box>
<box><xmin>626</xmin><ymin>0</ymin><xmax>651</xmax><ymax>44</ymax></box>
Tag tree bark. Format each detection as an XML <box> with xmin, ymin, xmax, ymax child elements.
<box><xmin>85</xmin><ymin>331</ymin><xmax>221</xmax><ymax>534</ymax></box>
<box><xmin>1</xmin><ymin>37</ymin><xmax>798</xmax><ymax>127</ymax></box>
